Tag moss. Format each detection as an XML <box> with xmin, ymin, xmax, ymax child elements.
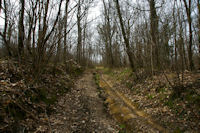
<box><xmin>44</xmin><ymin>95</ymin><xmax>57</xmax><ymax>105</ymax></box>
<box><xmin>70</xmin><ymin>67</ymin><xmax>84</xmax><ymax>77</ymax></box>
<box><xmin>130</xmin><ymin>87</ymin><xmax>136</xmax><ymax>91</ymax></box>
<box><xmin>147</xmin><ymin>94</ymin><xmax>153</xmax><ymax>99</ymax></box>
<box><xmin>120</xmin><ymin>68</ymin><xmax>132</xmax><ymax>76</ymax></box>
<box><xmin>37</xmin><ymin>88</ymin><xmax>48</xmax><ymax>102</ymax></box>
<box><xmin>125</xmin><ymin>81</ymin><xmax>133</xmax><ymax>89</ymax></box>
<box><xmin>28</xmin><ymin>88</ymin><xmax>57</xmax><ymax>105</ymax></box>
<box><xmin>157</xmin><ymin>87</ymin><xmax>167</xmax><ymax>93</ymax></box>
<box><xmin>185</xmin><ymin>94</ymin><xmax>193</xmax><ymax>102</ymax></box>
<box><xmin>103</xmin><ymin>68</ymin><xmax>112</xmax><ymax>75</ymax></box>
<box><xmin>164</xmin><ymin>99</ymin><xmax>174</xmax><ymax>109</ymax></box>
<box><xmin>194</xmin><ymin>95</ymin><xmax>200</xmax><ymax>106</ymax></box>
<box><xmin>160</xmin><ymin>94</ymin><xmax>168</xmax><ymax>102</ymax></box>
<box><xmin>58</xmin><ymin>85</ymin><xmax>70</xmax><ymax>95</ymax></box>
<box><xmin>119</xmin><ymin>124</ymin><xmax>126</xmax><ymax>131</ymax></box>
<box><xmin>94</xmin><ymin>73</ymin><xmax>100</xmax><ymax>86</ymax></box>
<box><xmin>173</xmin><ymin>128</ymin><xmax>182</xmax><ymax>133</ymax></box>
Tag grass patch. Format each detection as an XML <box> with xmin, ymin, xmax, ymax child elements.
<box><xmin>93</xmin><ymin>72</ymin><xmax>100</xmax><ymax>86</ymax></box>
<box><xmin>173</xmin><ymin>128</ymin><xmax>182</xmax><ymax>133</ymax></box>
<box><xmin>116</xmin><ymin>68</ymin><xmax>132</xmax><ymax>80</ymax></box>
<box><xmin>157</xmin><ymin>87</ymin><xmax>167</xmax><ymax>93</ymax></box>
<box><xmin>102</xmin><ymin>68</ymin><xmax>112</xmax><ymax>75</ymax></box>
<box><xmin>164</xmin><ymin>99</ymin><xmax>174</xmax><ymax>109</ymax></box>
<box><xmin>125</xmin><ymin>81</ymin><xmax>133</xmax><ymax>89</ymax></box>
<box><xmin>147</xmin><ymin>94</ymin><xmax>154</xmax><ymax>99</ymax></box>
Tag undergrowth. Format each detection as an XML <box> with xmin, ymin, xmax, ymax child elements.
<box><xmin>101</xmin><ymin>67</ymin><xmax>200</xmax><ymax>131</ymax></box>
<box><xmin>0</xmin><ymin>58</ymin><xmax>83</xmax><ymax>132</ymax></box>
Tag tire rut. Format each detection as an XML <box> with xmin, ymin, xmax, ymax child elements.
<box><xmin>99</xmin><ymin>74</ymin><xmax>168</xmax><ymax>133</ymax></box>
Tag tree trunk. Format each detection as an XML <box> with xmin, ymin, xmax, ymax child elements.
<box><xmin>114</xmin><ymin>0</ymin><xmax>136</xmax><ymax>72</ymax></box>
<box><xmin>198</xmin><ymin>0</ymin><xmax>200</xmax><ymax>70</ymax></box>
<box><xmin>63</xmin><ymin>0</ymin><xmax>70</xmax><ymax>62</ymax></box>
<box><xmin>0</xmin><ymin>0</ymin><xmax>12</xmax><ymax>56</ymax></box>
<box><xmin>183</xmin><ymin>0</ymin><xmax>194</xmax><ymax>70</ymax></box>
<box><xmin>149</xmin><ymin>0</ymin><xmax>159</xmax><ymax>70</ymax></box>
<box><xmin>18</xmin><ymin>0</ymin><xmax>25</xmax><ymax>58</ymax></box>
<box><xmin>77</xmin><ymin>0</ymin><xmax>82</xmax><ymax>64</ymax></box>
<box><xmin>102</xmin><ymin>0</ymin><xmax>114</xmax><ymax>67</ymax></box>
<box><xmin>0</xmin><ymin>0</ymin><xmax>2</xmax><ymax>13</ymax></box>
<box><xmin>33</xmin><ymin>0</ymin><xmax>63</xmax><ymax>76</ymax></box>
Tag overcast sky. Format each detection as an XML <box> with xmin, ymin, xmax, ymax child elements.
<box><xmin>0</xmin><ymin>0</ymin><xmax>102</xmax><ymax>28</ymax></box>
<box><xmin>0</xmin><ymin>11</ymin><xmax>4</xmax><ymax>27</ymax></box>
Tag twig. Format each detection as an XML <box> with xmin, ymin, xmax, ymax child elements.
<box><xmin>9</xmin><ymin>97</ymin><xmax>39</xmax><ymax>121</ymax></box>
<box><xmin>45</xmin><ymin>109</ymin><xmax>52</xmax><ymax>133</ymax></box>
<box><xmin>0</xmin><ymin>124</ymin><xmax>9</xmax><ymax>131</ymax></box>
<box><xmin>162</xmin><ymin>71</ymin><xmax>174</xmax><ymax>89</ymax></box>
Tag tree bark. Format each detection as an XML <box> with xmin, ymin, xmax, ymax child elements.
<box><xmin>0</xmin><ymin>0</ymin><xmax>2</xmax><ymax>14</ymax></box>
<box><xmin>197</xmin><ymin>0</ymin><xmax>200</xmax><ymax>70</ymax></box>
<box><xmin>0</xmin><ymin>0</ymin><xmax>12</xmax><ymax>56</ymax></box>
<box><xmin>183</xmin><ymin>0</ymin><xmax>194</xmax><ymax>70</ymax></box>
<box><xmin>63</xmin><ymin>0</ymin><xmax>70</xmax><ymax>62</ymax></box>
<box><xmin>18</xmin><ymin>0</ymin><xmax>25</xmax><ymax>58</ymax></box>
<box><xmin>77</xmin><ymin>0</ymin><xmax>82</xmax><ymax>64</ymax></box>
<box><xmin>102</xmin><ymin>0</ymin><xmax>114</xmax><ymax>67</ymax></box>
<box><xmin>149</xmin><ymin>0</ymin><xmax>159</xmax><ymax>70</ymax></box>
<box><xmin>114</xmin><ymin>0</ymin><xmax>136</xmax><ymax>72</ymax></box>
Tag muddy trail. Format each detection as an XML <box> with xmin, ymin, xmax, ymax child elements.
<box><xmin>99</xmin><ymin>74</ymin><xmax>168</xmax><ymax>133</ymax></box>
<box><xmin>1</xmin><ymin>64</ymin><xmax>198</xmax><ymax>133</ymax></box>
<box><xmin>46</xmin><ymin>70</ymin><xmax>170</xmax><ymax>133</ymax></box>
<box><xmin>48</xmin><ymin>71</ymin><xmax>119</xmax><ymax>133</ymax></box>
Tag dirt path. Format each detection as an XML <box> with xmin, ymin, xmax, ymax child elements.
<box><xmin>49</xmin><ymin>71</ymin><xmax>118</xmax><ymax>133</ymax></box>
<box><xmin>35</xmin><ymin>71</ymin><xmax>168</xmax><ymax>133</ymax></box>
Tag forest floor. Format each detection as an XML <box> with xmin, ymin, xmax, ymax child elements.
<box><xmin>96</xmin><ymin>67</ymin><xmax>200</xmax><ymax>133</ymax></box>
<box><xmin>98</xmin><ymin>74</ymin><xmax>167</xmax><ymax>133</ymax></box>
<box><xmin>1</xmin><ymin>58</ymin><xmax>200</xmax><ymax>133</ymax></box>
<box><xmin>47</xmin><ymin>71</ymin><xmax>119</xmax><ymax>133</ymax></box>
<box><xmin>0</xmin><ymin>59</ymin><xmax>120</xmax><ymax>132</ymax></box>
<box><xmin>48</xmin><ymin>67</ymin><xmax>200</xmax><ymax>133</ymax></box>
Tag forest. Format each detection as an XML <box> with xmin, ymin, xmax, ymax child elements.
<box><xmin>0</xmin><ymin>0</ymin><xmax>200</xmax><ymax>132</ymax></box>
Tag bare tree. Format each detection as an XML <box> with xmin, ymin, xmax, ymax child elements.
<box><xmin>0</xmin><ymin>0</ymin><xmax>2</xmax><ymax>13</ymax></box>
<box><xmin>182</xmin><ymin>0</ymin><xmax>194</xmax><ymax>70</ymax></box>
<box><xmin>0</xmin><ymin>0</ymin><xmax>12</xmax><ymax>56</ymax></box>
<box><xmin>114</xmin><ymin>0</ymin><xmax>136</xmax><ymax>72</ymax></box>
<box><xmin>76</xmin><ymin>0</ymin><xmax>82</xmax><ymax>64</ymax></box>
<box><xmin>149</xmin><ymin>0</ymin><xmax>159</xmax><ymax>71</ymax></box>
<box><xmin>33</xmin><ymin>0</ymin><xmax>63</xmax><ymax>76</ymax></box>
<box><xmin>63</xmin><ymin>0</ymin><xmax>70</xmax><ymax>62</ymax></box>
<box><xmin>102</xmin><ymin>0</ymin><xmax>115</xmax><ymax>67</ymax></box>
<box><xmin>197</xmin><ymin>0</ymin><xmax>200</xmax><ymax>70</ymax></box>
<box><xmin>18</xmin><ymin>0</ymin><xmax>25</xmax><ymax>59</ymax></box>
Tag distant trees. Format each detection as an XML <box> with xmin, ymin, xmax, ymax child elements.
<box><xmin>76</xmin><ymin>0</ymin><xmax>95</xmax><ymax>66</ymax></box>
<box><xmin>182</xmin><ymin>0</ymin><xmax>194</xmax><ymax>71</ymax></box>
<box><xmin>0</xmin><ymin>0</ymin><xmax>96</xmax><ymax>78</ymax></box>
<box><xmin>0</xmin><ymin>0</ymin><xmax>200</xmax><ymax>75</ymax></box>
<box><xmin>0</xmin><ymin>0</ymin><xmax>13</xmax><ymax>56</ymax></box>
<box><xmin>99</xmin><ymin>0</ymin><xmax>115</xmax><ymax>67</ymax></box>
<box><xmin>97</xmin><ymin>0</ymin><xmax>199</xmax><ymax>74</ymax></box>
